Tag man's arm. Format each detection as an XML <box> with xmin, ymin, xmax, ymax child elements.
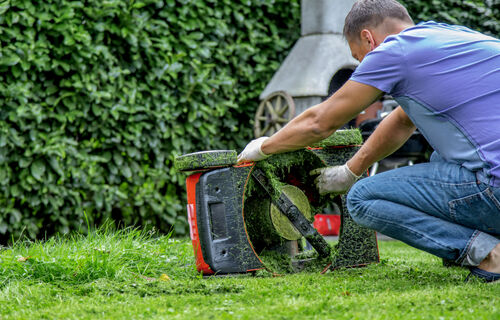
<box><xmin>310</xmin><ymin>105</ymin><xmax>416</xmax><ymax>195</ymax></box>
<box><xmin>347</xmin><ymin>106</ymin><xmax>416</xmax><ymax>176</ymax></box>
<box><xmin>259</xmin><ymin>80</ymin><xmax>384</xmax><ymax>155</ymax></box>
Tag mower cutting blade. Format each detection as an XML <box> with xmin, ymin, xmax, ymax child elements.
<box><xmin>251</xmin><ymin>168</ymin><xmax>331</xmax><ymax>258</ymax></box>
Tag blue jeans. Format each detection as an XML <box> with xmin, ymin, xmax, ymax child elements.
<box><xmin>347</xmin><ymin>154</ymin><xmax>500</xmax><ymax>266</ymax></box>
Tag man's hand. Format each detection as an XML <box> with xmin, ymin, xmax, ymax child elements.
<box><xmin>237</xmin><ymin>137</ymin><xmax>270</xmax><ymax>163</ymax></box>
<box><xmin>310</xmin><ymin>164</ymin><xmax>361</xmax><ymax>195</ymax></box>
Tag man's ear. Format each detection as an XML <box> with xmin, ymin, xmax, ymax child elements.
<box><xmin>360</xmin><ymin>29</ymin><xmax>376</xmax><ymax>50</ymax></box>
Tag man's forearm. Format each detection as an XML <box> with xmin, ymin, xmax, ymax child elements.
<box><xmin>347</xmin><ymin>106</ymin><xmax>416</xmax><ymax>176</ymax></box>
<box><xmin>260</xmin><ymin>104</ymin><xmax>338</xmax><ymax>155</ymax></box>
<box><xmin>241</xmin><ymin>80</ymin><xmax>383</xmax><ymax>158</ymax></box>
<box><xmin>260</xmin><ymin>81</ymin><xmax>384</xmax><ymax>155</ymax></box>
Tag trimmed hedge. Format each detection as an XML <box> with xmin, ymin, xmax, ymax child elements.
<box><xmin>403</xmin><ymin>0</ymin><xmax>500</xmax><ymax>36</ymax></box>
<box><xmin>0</xmin><ymin>0</ymin><xmax>300</xmax><ymax>241</ymax></box>
<box><xmin>0</xmin><ymin>0</ymin><xmax>498</xmax><ymax>241</ymax></box>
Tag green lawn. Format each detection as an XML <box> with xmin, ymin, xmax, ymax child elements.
<box><xmin>0</xmin><ymin>227</ymin><xmax>498</xmax><ymax>320</ymax></box>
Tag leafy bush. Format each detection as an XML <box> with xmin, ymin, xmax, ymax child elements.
<box><xmin>0</xmin><ymin>0</ymin><xmax>498</xmax><ymax>242</ymax></box>
<box><xmin>0</xmin><ymin>0</ymin><xmax>301</xmax><ymax>241</ymax></box>
<box><xmin>402</xmin><ymin>0</ymin><xmax>500</xmax><ymax>37</ymax></box>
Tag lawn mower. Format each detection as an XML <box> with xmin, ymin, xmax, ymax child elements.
<box><xmin>175</xmin><ymin>129</ymin><xmax>379</xmax><ymax>275</ymax></box>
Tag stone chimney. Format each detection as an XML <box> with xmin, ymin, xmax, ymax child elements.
<box><xmin>301</xmin><ymin>0</ymin><xmax>356</xmax><ymax>36</ymax></box>
<box><xmin>260</xmin><ymin>0</ymin><xmax>358</xmax><ymax>114</ymax></box>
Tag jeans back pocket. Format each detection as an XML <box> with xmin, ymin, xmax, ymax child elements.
<box><xmin>448</xmin><ymin>187</ymin><xmax>500</xmax><ymax>236</ymax></box>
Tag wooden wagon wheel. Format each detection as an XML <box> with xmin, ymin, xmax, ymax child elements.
<box><xmin>254</xmin><ymin>91</ymin><xmax>295</xmax><ymax>138</ymax></box>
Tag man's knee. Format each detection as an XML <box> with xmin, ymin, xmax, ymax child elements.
<box><xmin>346</xmin><ymin>178</ymin><xmax>371</xmax><ymax>225</ymax></box>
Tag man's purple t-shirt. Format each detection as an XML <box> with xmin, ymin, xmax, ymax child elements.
<box><xmin>351</xmin><ymin>21</ymin><xmax>500</xmax><ymax>186</ymax></box>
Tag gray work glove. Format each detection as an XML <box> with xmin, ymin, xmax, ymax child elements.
<box><xmin>310</xmin><ymin>164</ymin><xmax>361</xmax><ymax>195</ymax></box>
<box><xmin>237</xmin><ymin>137</ymin><xmax>270</xmax><ymax>163</ymax></box>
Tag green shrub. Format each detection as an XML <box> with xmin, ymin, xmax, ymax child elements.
<box><xmin>402</xmin><ymin>0</ymin><xmax>500</xmax><ymax>37</ymax></box>
<box><xmin>0</xmin><ymin>0</ymin><xmax>301</xmax><ymax>241</ymax></box>
<box><xmin>0</xmin><ymin>0</ymin><xmax>498</xmax><ymax>242</ymax></box>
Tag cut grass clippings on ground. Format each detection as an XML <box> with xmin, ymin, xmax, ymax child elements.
<box><xmin>0</xmin><ymin>227</ymin><xmax>499</xmax><ymax>320</ymax></box>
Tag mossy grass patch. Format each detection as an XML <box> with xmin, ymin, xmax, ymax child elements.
<box><xmin>174</xmin><ymin>150</ymin><xmax>237</xmax><ymax>171</ymax></box>
<box><xmin>309</xmin><ymin>129</ymin><xmax>363</xmax><ymax>148</ymax></box>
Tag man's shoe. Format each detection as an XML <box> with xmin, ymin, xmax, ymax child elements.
<box><xmin>465</xmin><ymin>267</ymin><xmax>500</xmax><ymax>283</ymax></box>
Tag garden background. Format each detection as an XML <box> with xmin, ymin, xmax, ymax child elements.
<box><xmin>0</xmin><ymin>0</ymin><xmax>499</xmax><ymax>242</ymax></box>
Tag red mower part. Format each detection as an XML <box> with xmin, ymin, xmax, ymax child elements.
<box><xmin>313</xmin><ymin>214</ymin><xmax>341</xmax><ymax>236</ymax></box>
<box><xmin>186</xmin><ymin>172</ymin><xmax>214</xmax><ymax>275</ymax></box>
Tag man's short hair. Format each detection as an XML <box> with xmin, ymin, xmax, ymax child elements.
<box><xmin>343</xmin><ymin>0</ymin><xmax>414</xmax><ymax>42</ymax></box>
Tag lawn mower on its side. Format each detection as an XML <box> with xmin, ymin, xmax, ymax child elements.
<box><xmin>175</xmin><ymin>129</ymin><xmax>380</xmax><ymax>276</ymax></box>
